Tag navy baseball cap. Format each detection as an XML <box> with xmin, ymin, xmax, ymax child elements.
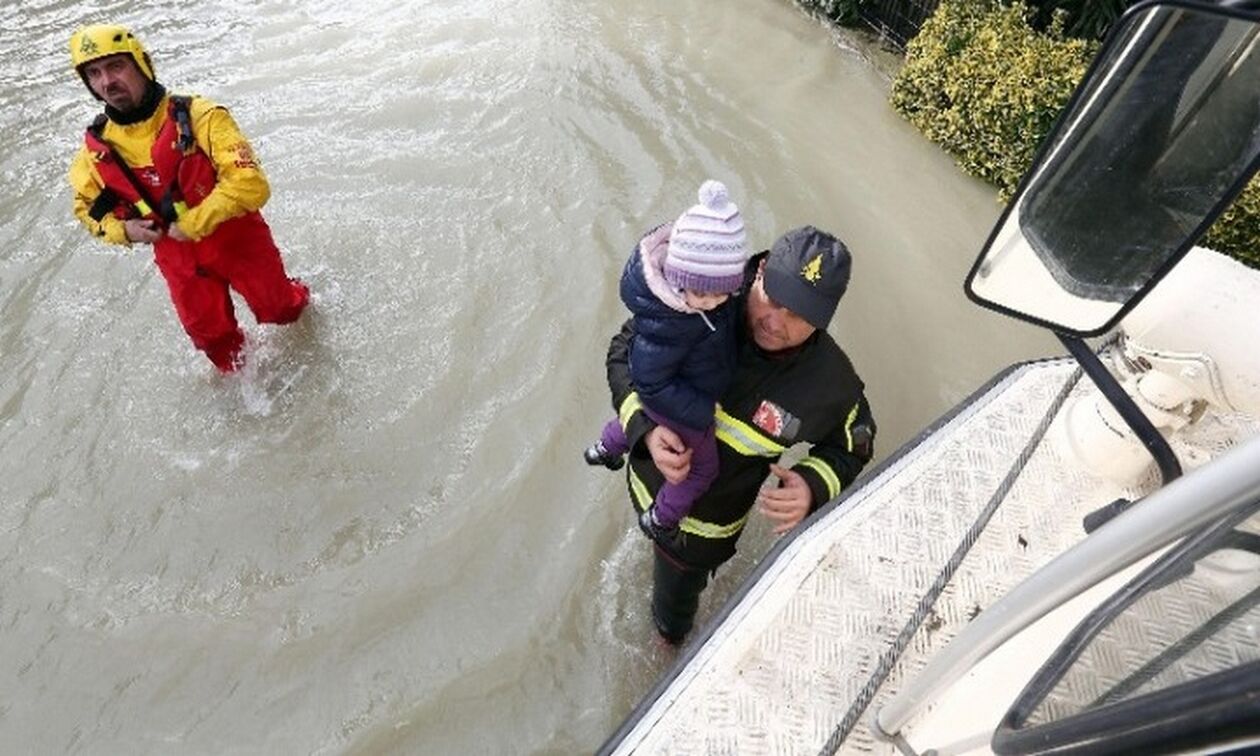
<box><xmin>762</xmin><ymin>226</ymin><xmax>852</xmax><ymax>330</ymax></box>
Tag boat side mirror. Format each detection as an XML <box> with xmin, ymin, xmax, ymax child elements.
<box><xmin>965</xmin><ymin>0</ymin><xmax>1260</xmax><ymax>336</ymax></box>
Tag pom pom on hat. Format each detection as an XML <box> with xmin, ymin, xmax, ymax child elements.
<box><xmin>697</xmin><ymin>179</ymin><xmax>729</xmax><ymax>209</ymax></box>
<box><xmin>665</xmin><ymin>180</ymin><xmax>750</xmax><ymax>295</ymax></box>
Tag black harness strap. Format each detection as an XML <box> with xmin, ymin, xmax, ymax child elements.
<box><xmin>87</xmin><ymin>187</ymin><xmax>121</xmax><ymax>222</ymax></box>
<box><xmin>88</xmin><ymin>114</ymin><xmax>166</xmax><ymax>223</ymax></box>
<box><xmin>158</xmin><ymin>96</ymin><xmax>199</xmax><ymax>223</ymax></box>
<box><xmin>170</xmin><ymin>95</ymin><xmax>196</xmax><ymax>152</ymax></box>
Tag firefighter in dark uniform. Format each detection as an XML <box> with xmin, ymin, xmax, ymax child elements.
<box><xmin>605</xmin><ymin>226</ymin><xmax>876</xmax><ymax>644</ymax></box>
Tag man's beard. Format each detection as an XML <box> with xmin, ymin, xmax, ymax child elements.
<box><xmin>105</xmin><ymin>80</ymin><xmax>165</xmax><ymax>125</ymax></box>
<box><xmin>105</xmin><ymin>85</ymin><xmax>137</xmax><ymax>111</ymax></box>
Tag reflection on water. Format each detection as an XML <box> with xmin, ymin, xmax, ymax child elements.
<box><xmin>0</xmin><ymin>0</ymin><xmax>1053</xmax><ymax>751</ymax></box>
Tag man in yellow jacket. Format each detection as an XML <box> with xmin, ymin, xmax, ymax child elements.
<box><xmin>68</xmin><ymin>24</ymin><xmax>309</xmax><ymax>373</ymax></box>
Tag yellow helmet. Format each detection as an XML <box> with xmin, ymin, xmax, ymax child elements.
<box><xmin>69</xmin><ymin>25</ymin><xmax>155</xmax><ymax>84</ymax></box>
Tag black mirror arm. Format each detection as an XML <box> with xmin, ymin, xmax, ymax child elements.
<box><xmin>1058</xmin><ymin>333</ymin><xmax>1183</xmax><ymax>486</ymax></box>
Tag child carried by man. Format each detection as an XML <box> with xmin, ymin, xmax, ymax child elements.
<box><xmin>586</xmin><ymin>180</ymin><xmax>750</xmax><ymax>545</ymax></box>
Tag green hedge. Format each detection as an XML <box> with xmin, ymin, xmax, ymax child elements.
<box><xmin>1205</xmin><ymin>185</ymin><xmax>1260</xmax><ymax>268</ymax></box>
<box><xmin>891</xmin><ymin>1</ymin><xmax>1093</xmax><ymax>197</ymax></box>
<box><xmin>889</xmin><ymin>0</ymin><xmax>1260</xmax><ymax>268</ymax></box>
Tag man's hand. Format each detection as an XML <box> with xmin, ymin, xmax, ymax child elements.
<box><xmin>757</xmin><ymin>463</ymin><xmax>813</xmax><ymax>535</ymax></box>
<box><xmin>124</xmin><ymin>219</ymin><xmax>161</xmax><ymax>244</ymax></box>
<box><xmin>166</xmin><ymin>221</ymin><xmax>191</xmax><ymax>242</ymax></box>
<box><xmin>647</xmin><ymin>425</ymin><xmax>692</xmax><ymax>485</ymax></box>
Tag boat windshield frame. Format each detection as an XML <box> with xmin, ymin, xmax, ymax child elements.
<box><xmin>963</xmin><ymin>0</ymin><xmax>1260</xmax><ymax>337</ymax></box>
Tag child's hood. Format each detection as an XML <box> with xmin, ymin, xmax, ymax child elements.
<box><xmin>638</xmin><ymin>223</ymin><xmax>695</xmax><ymax>314</ymax></box>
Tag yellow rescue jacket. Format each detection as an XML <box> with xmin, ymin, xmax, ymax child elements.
<box><xmin>69</xmin><ymin>93</ymin><xmax>270</xmax><ymax>245</ymax></box>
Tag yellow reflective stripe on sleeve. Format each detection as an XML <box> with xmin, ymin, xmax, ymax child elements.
<box><xmin>794</xmin><ymin>402</ymin><xmax>860</xmax><ymax>500</ymax></box>
<box><xmin>173</xmin><ymin>200</ymin><xmax>189</xmax><ymax>218</ymax></box>
<box><xmin>619</xmin><ymin>392</ymin><xmax>644</xmax><ymax>433</ymax></box>
<box><xmin>628</xmin><ymin>465</ymin><xmax>652</xmax><ymax>512</ymax></box>
<box><xmin>682</xmin><ymin>512</ymin><xmax>748</xmax><ymax>539</ymax></box>
<box><xmin>715</xmin><ymin>408</ymin><xmax>786</xmax><ymax>457</ymax></box>
<box><xmin>134</xmin><ymin>199</ymin><xmax>152</xmax><ymax>217</ymax></box>
<box><xmin>797</xmin><ymin>456</ymin><xmax>842</xmax><ymax>500</ymax></box>
<box><xmin>628</xmin><ymin>467</ymin><xmax>749</xmax><ymax>540</ymax></box>
<box><xmin>844</xmin><ymin>401</ymin><xmax>861</xmax><ymax>452</ymax></box>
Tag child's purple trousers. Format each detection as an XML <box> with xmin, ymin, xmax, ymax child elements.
<box><xmin>600</xmin><ymin>406</ymin><xmax>719</xmax><ymax>528</ymax></box>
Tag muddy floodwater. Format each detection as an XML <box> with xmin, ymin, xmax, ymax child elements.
<box><xmin>0</xmin><ymin>0</ymin><xmax>1055</xmax><ymax>751</ymax></box>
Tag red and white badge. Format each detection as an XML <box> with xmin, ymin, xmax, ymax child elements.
<box><xmin>752</xmin><ymin>400</ymin><xmax>786</xmax><ymax>436</ymax></box>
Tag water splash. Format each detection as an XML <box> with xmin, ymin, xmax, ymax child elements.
<box><xmin>233</xmin><ymin>327</ymin><xmax>311</xmax><ymax>416</ymax></box>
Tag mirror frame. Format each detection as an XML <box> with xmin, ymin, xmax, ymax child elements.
<box><xmin>963</xmin><ymin>0</ymin><xmax>1260</xmax><ymax>337</ymax></box>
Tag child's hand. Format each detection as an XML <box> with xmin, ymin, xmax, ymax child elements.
<box><xmin>647</xmin><ymin>426</ymin><xmax>692</xmax><ymax>484</ymax></box>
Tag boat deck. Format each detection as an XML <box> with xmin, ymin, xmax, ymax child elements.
<box><xmin>609</xmin><ymin>357</ymin><xmax>1260</xmax><ymax>755</ymax></box>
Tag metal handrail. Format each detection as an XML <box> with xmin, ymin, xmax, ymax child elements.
<box><xmin>871</xmin><ymin>432</ymin><xmax>1260</xmax><ymax>741</ymax></box>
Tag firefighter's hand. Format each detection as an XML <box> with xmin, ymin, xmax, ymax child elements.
<box><xmin>647</xmin><ymin>425</ymin><xmax>692</xmax><ymax>485</ymax></box>
<box><xmin>166</xmin><ymin>222</ymin><xmax>191</xmax><ymax>242</ymax></box>
<box><xmin>758</xmin><ymin>464</ymin><xmax>812</xmax><ymax>535</ymax></box>
<box><xmin>124</xmin><ymin>219</ymin><xmax>161</xmax><ymax>244</ymax></box>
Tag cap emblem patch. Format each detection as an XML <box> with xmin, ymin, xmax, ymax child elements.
<box><xmin>801</xmin><ymin>254</ymin><xmax>823</xmax><ymax>284</ymax></box>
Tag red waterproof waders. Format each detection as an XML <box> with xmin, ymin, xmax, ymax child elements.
<box><xmin>85</xmin><ymin>98</ymin><xmax>308</xmax><ymax>372</ymax></box>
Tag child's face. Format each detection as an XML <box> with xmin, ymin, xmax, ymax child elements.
<box><xmin>684</xmin><ymin>290</ymin><xmax>730</xmax><ymax>311</ymax></box>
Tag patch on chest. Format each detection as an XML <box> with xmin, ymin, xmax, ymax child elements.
<box><xmin>137</xmin><ymin>166</ymin><xmax>161</xmax><ymax>187</ymax></box>
<box><xmin>752</xmin><ymin>399</ymin><xmax>801</xmax><ymax>441</ymax></box>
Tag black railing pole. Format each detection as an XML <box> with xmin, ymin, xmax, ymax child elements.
<box><xmin>1058</xmin><ymin>333</ymin><xmax>1182</xmax><ymax>485</ymax></box>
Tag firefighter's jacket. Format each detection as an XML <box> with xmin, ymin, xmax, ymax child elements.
<box><xmin>606</xmin><ymin>254</ymin><xmax>876</xmax><ymax>570</ymax></box>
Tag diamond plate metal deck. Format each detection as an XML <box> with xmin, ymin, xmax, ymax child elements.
<box><xmin>611</xmin><ymin>358</ymin><xmax>1260</xmax><ymax>755</ymax></box>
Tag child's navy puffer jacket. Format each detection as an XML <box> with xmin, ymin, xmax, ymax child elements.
<box><xmin>620</xmin><ymin>224</ymin><xmax>738</xmax><ymax>432</ymax></box>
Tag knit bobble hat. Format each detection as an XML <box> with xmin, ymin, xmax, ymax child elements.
<box><xmin>664</xmin><ymin>180</ymin><xmax>750</xmax><ymax>294</ymax></box>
